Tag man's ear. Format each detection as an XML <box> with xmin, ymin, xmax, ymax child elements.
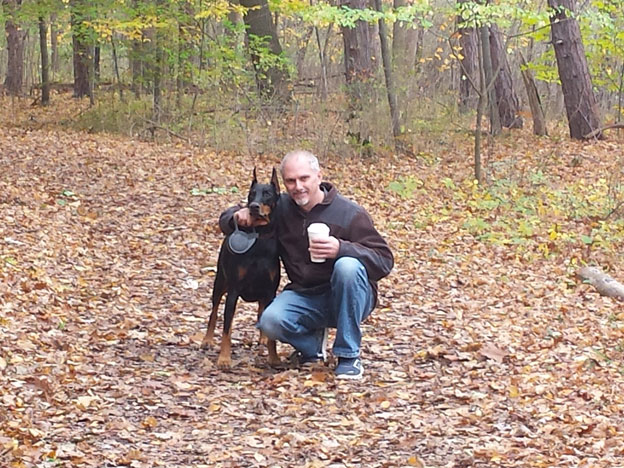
<box><xmin>271</xmin><ymin>167</ymin><xmax>280</xmax><ymax>193</ymax></box>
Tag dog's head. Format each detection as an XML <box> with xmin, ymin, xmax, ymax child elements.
<box><xmin>247</xmin><ymin>167</ymin><xmax>280</xmax><ymax>222</ymax></box>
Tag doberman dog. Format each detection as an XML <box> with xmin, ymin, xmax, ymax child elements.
<box><xmin>201</xmin><ymin>168</ymin><xmax>281</xmax><ymax>368</ymax></box>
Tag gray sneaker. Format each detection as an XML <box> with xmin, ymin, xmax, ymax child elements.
<box><xmin>335</xmin><ymin>357</ymin><xmax>364</xmax><ymax>380</ymax></box>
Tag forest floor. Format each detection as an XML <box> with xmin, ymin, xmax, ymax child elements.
<box><xmin>1</xmin><ymin>95</ymin><xmax>624</xmax><ymax>468</ymax></box>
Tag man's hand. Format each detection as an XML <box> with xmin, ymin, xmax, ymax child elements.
<box><xmin>234</xmin><ymin>208</ymin><xmax>268</xmax><ymax>227</ymax></box>
<box><xmin>309</xmin><ymin>236</ymin><xmax>340</xmax><ymax>261</ymax></box>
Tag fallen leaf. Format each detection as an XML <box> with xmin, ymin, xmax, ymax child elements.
<box><xmin>479</xmin><ymin>343</ymin><xmax>508</xmax><ymax>363</ymax></box>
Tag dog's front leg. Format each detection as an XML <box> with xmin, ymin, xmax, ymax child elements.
<box><xmin>216</xmin><ymin>292</ymin><xmax>238</xmax><ymax>368</ymax></box>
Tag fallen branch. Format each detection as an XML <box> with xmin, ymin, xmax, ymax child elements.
<box><xmin>142</xmin><ymin>118</ymin><xmax>191</xmax><ymax>144</ymax></box>
<box><xmin>577</xmin><ymin>266</ymin><xmax>624</xmax><ymax>301</ymax></box>
<box><xmin>583</xmin><ymin>123</ymin><xmax>624</xmax><ymax>139</ymax></box>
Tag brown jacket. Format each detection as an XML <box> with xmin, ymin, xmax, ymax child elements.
<box><xmin>220</xmin><ymin>182</ymin><xmax>393</xmax><ymax>306</ymax></box>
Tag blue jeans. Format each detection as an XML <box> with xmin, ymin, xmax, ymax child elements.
<box><xmin>257</xmin><ymin>257</ymin><xmax>374</xmax><ymax>359</ymax></box>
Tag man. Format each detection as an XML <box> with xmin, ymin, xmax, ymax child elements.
<box><xmin>220</xmin><ymin>150</ymin><xmax>393</xmax><ymax>379</ymax></box>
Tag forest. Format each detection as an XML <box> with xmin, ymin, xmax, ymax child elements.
<box><xmin>1</xmin><ymin>0</ymin><xmax>624</xmax><ymax>466</ymax></box>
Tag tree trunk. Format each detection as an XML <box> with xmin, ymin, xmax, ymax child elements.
<box><xmin>295</xmin><ymin>26</ymin><xmax>313</xmax><ymax>79</ymax></box>
<box><xmin>3</xmin><ymin>0</ymin><xmax>26</xmax><ymax>96</ymax></box>
<box><xmin>314</xmin><ymin>24</ymin><xmax>330</xmax><ymax>100</ymax></box>
<box><xmin>341</xmin><ymin>0</ymin><xmax>377</xmax><ymax>153</ymax></box>
<box><xmin>39</xmin><ymin>17</ymin><xmax>50</xmax><ymax>106</ymax></box>
<box><xmin>480</xmin><ymin>26</ymin><xmax>501</xmax><ymax>135</ymax></box>
<box><xmin>94</xmin><ymin>45</ymin><xmax>101</xmax><ymax>81</ymax></box>
<box><xmin>474</xmin><ymin>29</ymin><xmax>486</xmax><ymax>184</ymax></box>
<box><xmin>111</xmin><ymin>32</ymin><xmax>124</xmax><ymax>101</ymax></box>
<box><xmin>129</xmin><ymin>0</ymin><xmax>144</xmax><ymax>98</ymax></box>
<box><xmin>131</xmin><ymin>37</ymin><xmax>143</xmax><ymax>98</ymax></box>
<box><xmin>392</xmin><ymin>0</ymin><xmax>420</xmax><ymax>73</ymax></box>
<box><xmin>71</xmin><ymin>0</ymin><xmax>92</xmax><ymax>99</ymax></box>
<box><xmin>374</xmin><ymin>0</ymin><xmax>400</xmax><ymax>141</ymax></box>
<box><xmin>458</xmin><ymin>27</ymin><xmax>478</xmax><ymax>111</ymax></box>
<box><xmin>153</xmin><ymin>36</ymin><xmax>163</xmax><ymax>123</ymax></box>
<box><xmin>547</xmin><ymin>0</ymin><xmax>602</xmax><ymax>139</ymax></box>
<box><xmin>50</xmin><ymin>14</ymin><xmax>59</xmax><ymax>78</ymax></box>
<box><xmin>457</xmin><ymin>0</ymin><xmax>478</xmax><ymax>112</ymax></box>
<box><xmin>489</xmin><ymin>24</ymin><xmax>522</xmax><ymax>129</ymax></box>
<box><xmin>240</xmin><ymin>0</ymin><xmax>291</xmax><ymax>102</ymax></box>
<box><xmin>519</xmin><ymin>53</ymin><xmax>547</xmax><ymax>136</ymax></box>
<box><xmin>341</xmin><ymin>0</ymin><xmax>375</xmax><ymax>87</ymax></box>
<box><xmin>176</xmin><ymin>0</ymin><xmax>195</xmax><ymax>107</ymax></box>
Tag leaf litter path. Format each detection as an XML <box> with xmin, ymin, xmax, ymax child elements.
<box><xmin>1</xmin><ymin>125</ymin><xmax>624</xmax><ymax>468</ymax></box>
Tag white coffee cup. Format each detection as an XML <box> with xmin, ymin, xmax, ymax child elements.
<box><xmin>307</xmin><ymin>223</ymin><xmax>330</xmax><ymax>263</ymax></box>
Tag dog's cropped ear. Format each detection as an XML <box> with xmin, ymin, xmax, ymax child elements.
<box><xmin>251</xmin><ymin>167</ymin><xmax>258</xmax><ymax>187</ymax></box>
<box><xmin>271</xmin><ymin>167</ymin><xmax>280</xmax><ymax>193</ymax></box>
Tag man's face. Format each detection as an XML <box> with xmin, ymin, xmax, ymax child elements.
<box><xmin>282</xmin><ymin>156</ymin><xmax>322</xmax><ymax>210</ymax></box>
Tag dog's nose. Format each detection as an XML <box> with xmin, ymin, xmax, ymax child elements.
<box><xmin>249</xmin><ymin>202</ymin><xmax>261</xmax><ymax>215</ymax></box>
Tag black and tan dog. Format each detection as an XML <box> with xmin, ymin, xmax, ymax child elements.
<box><xmin>201</xmin><ymin>168</ymin><xmax>281</xmax><ymax>368</ymax></box>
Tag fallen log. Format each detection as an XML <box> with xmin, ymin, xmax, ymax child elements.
<box><xmin>577</xmin><ymin>266</ymin><xmax>624</xmax><ymax>301</ymax></box>
<box><xmin>583</xmin><ymin>123</ymin><xmax>624</xmax><ymax>139</ymax></box>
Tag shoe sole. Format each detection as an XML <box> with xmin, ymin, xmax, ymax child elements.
<box><xmin>335</xmin><ymin>371</ymin><xmax>364</xmax><ymax>380</ymax></box>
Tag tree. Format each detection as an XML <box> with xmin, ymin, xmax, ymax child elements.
<box><xmin>341</xmin><ymin>0</ymin><xmax>375</xmax><ymax>88</ymax></box>
<box><xmin>70</xmin><ymin>0</ymin><xmax>92</xmax><ymax>99</ymax></box>
<box><xmin>547</xmin><ymin>0</ymin><xmax>601</xmax><ymax>139</ymax></box>
<box><xmin>519</xmin><ymin>53</ymin><xmax>547</xmax><ymax>136</ymax></box>
<box><xmin>479</xmin><ymin>24</ymin><xmax>501</xmax><ymax>135</ymax></box>
<box><xmin>3</xmin><ymin>0</ymin><xmax>27</xmax><ymax>96</ymax></box>
<box><xmin>239</xmin><ymin>0</ymin><xmax>291</xmax><ymax>102</ymax></box>
<box><xmin>340</xmin><ymin>0</ymin><xmax>377</xmax><ymax>151</ymax></box>
<box><xmin>457</xmin><ymin>0</ymin><xmax>478</xmax><ymax>112</ymax></box>
<box><xmin>489</xmin><ymin>24</ymin><xmax>522</xmax><ymax>128</ymax></box>
<box><xmin>392</xmin><ymin>0</ymin><xmax>421</xmax><ymax>74</ymax></box>
<box><xmin>39</xmin><ymin>16</ymin><xmax>50</xmax><ymax>105</ymax></box>
<box><xmin>374</xmin><ymin>0</ymin><xmax>400</xmax><ymax>142</ymax></box>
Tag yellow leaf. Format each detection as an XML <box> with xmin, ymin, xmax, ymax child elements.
<box><xmin>407</xmin><ymin>455</ymin><xmax>425</xmax><ymax>467</ymax></box>
<box><xmin>142</xmin><ymin>416</ymin><xmax>158</xmax><ymax>428</ymax></box>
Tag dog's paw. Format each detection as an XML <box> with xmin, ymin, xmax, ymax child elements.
<box><xmin>200</xmin><ymin>335</ymin><xmax>214</xmax><ymax>349</ymax></box>
<box><xmin>216</xmin><ymin>355</ymin><xmax>232</xmax><ymax>368</ymax></box>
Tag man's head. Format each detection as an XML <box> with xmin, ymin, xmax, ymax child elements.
<box><xmin>280</xmin><ymin>150</ymin><xmax>324</xmax><ymax>211</ymax></box>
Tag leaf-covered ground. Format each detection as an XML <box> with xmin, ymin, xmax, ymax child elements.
<box><xmin>2</xmin><ymin>98</ymin><xmax>624</xmax><ymax>467</ymax></box>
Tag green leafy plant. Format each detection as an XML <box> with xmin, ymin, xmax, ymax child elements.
<box><xmin>388</xmin><ymin>175</ymin><xmax>423</xmax><ymax>199</ymax></box>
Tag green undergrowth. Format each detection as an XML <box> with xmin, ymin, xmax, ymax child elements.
<box><xmin>389</xmin><ymin>170</ymin><xmax>624</xmax><ymax>261</ymax></box>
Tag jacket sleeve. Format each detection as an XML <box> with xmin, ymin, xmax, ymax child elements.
<box><xmin>218</xmin><ymin>205</ymin><xmax>243</xmax><ymax>235</ymax></box>
<box><xmin>337</xmin><ymin>209</ymin><xmax>394</xmax><ymax>282</ymax></box>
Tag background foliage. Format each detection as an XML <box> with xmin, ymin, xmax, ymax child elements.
<box><xmin>1</xmin><ymin>0</ymin><xmax>623</xmax><ymax>153</ymax></box>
